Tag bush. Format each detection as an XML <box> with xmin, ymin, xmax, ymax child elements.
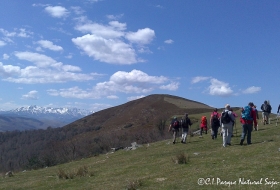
<box><xmin>172</xmin><ymin>152</ymin><xmax>189</xmax><ymax>164</ymax></box>
<box><xmin>126</xmin><ymin>179</ymin><xmax>143</xmax><ymax>190</ymax></box>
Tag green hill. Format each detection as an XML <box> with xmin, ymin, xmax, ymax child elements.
<box><xmin>1</xmin><ymin>112</ymin><xmax>280</xmax><ymax>190</ymax></box>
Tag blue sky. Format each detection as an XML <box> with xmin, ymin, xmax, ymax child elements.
<box><xmin>0</xmin><ymin>0</ymin><xmax>279</xmax><ymax>113</ymax></box>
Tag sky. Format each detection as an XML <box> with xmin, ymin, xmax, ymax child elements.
<box><xmin>0</xmin><ymin>0</ymin><xmax>279</xmax><ymax>113</ymax></box>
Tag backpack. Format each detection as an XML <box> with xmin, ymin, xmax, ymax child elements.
<box><xmin>264</xmin><ymin>104</ymin><xmax>272</xmax><ymax>113</ymax></box>
<box><xmin>181</xmin><ymin>117</ymin><xmax>191</xmax><ymax>128</ymax></box>
<box><xmin>173</xmin><ymin>120</ymin><xmax>179</xmax><ymax>128</ymax></box>
<box><xmin>212</xmin><ymin>112</ymin><xmax>220</xmax><ymax>126</ymax></box>
<box><xmin>221</xmin><ymin>111</ymin><xmax>231</xmax><ymax>124</ymax></box>
<box><xmin>201</xmin><ymin>116</ymin><xmax>207</xmax><ymax>125</ymax></box>
<box><xmin>241</xmin><ymin>106</ymin><xmax>253</xmax><ymax>120</ymax></box>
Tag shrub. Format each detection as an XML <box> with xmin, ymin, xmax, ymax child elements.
<box><xmin>126</xmin><ymin>179</ymin><xmax>142</xmax><ymax>190</ymax></box>
<box><xmin>172</xmin><ymin>152</ymin><xmax>189</xmax><ymax>164</ymax></box>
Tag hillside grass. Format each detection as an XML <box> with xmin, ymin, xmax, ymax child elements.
<box><xmin>1</xmin><ymin>113</ymin><xmax>280</xmax><ymax>190</ymax></box>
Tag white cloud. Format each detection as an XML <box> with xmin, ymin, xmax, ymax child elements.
<box><xmin>37</xmin><ymin>40</ymin><xmax>63</xmax><ymax>51</ymax></box>
<box><xmin>0</xmin><ymin>62</ymin><xmax>21</xmax><ymax>77</ymax></box>
<box><xmin>47</xmin><ymin>70</ymin><xmax>174</xmax><ymax>99</ymax></box>
<box><xmin>21</xmin><ymin>90</ymin><xmax>39</xmax><ymax>100</ymax></box>
<box><xmin>75</xmin><ymin>22</ymin><xmax>126</xmax><ymax>38</ymax></box>
<box><xmin>164</xmin><ymin>39</ymin><xmax>174</xmax><ymax>44</ymax></box>
<box><xmin>160</xmin><ymin>82</ymin><xmax>179</xmax><ymax>91</ymax></box>
<box><xmin>107</xmin><ymin>95</ymin><xmax>119</xmax><ymax>99</ymax></box>
<box><xmin>191</xmin><ymin>76</ymin><xmax>211</xmax><ymax>84</ymax></box>
<box><xmin>106</xmin><ymin>14</ymin><xmax>124</xmax><ymax>20</ymax></box>
<box><xmin>3</xmin><ymin>54</ymin><xmax>9</xmax><ymax>59</ymax></box>
<box><xmin>127</xmin><ymin>95</ymin><xmax>145</xmax><ymax>101</ymax></box>
<box><xmin>71</xmin><ymin>6</ymin><xmax>85</xmax><ymax>15</ymax></box>
<box><xmin>2</xmin><ymin>52</ymin><xmax>99</xmax><ymax>84</ymax></box>
<box><xmin>242</xmin><ymin>86</ymin><xmax>261</xmax><ymax>94</ymax></box>
<box><xmin>207</xmin><ymin>78</ymin><xmax>233</xmax><ymax>96</ymax></box>
<box><xmin>73</xmin><ymin>20</ymin><xmax>155</xmax><ymax>64</ymax></box>
<box><xmin>125</xmin><ymin>28</ymin><xmax>155</xmax><ymax>45</ymax></box>
<box><xmin>0</xmin><ymin>40</ymin><xmax>6</xmax><ymax>47</ymax></box>
<box><xmin>45</xmin><ymin>6</ymin><xmax>70</xmax><ymax>18</ymax></box>
<box><xmin>0</xmin><ymin>28</ymin><xmax>16</xmax><ymax>37</ymax></box>
<box><xmin>0</xmin><ymin>28</ymin><xmax>32</xmax><ymax>38</ymax></box>
<box><xmin>72</xmin><ymin>34</ymin><xmax>137</xmax><ymax>64</ymax></box>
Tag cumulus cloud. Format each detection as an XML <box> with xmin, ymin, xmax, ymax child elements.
<box><xmin>208</xmin><ymin>78</ymin><xmax>233</xmax><ymax>96</ymax></box>
<box><xmin>242</xmin><ymin>86</ymin><xmax>261</xmax><ymax>94</ymax></box>
<box><xmin>106</xmin><ymin>14</ymin><xmax>124</xmax><ymax>20</ymax></box>
<box><xmin>164</xmin><ymin>39</ymin><xmax>174</xmax><ymax>44</ymax></box>
<box><xmin>0</xmin><ymin>62</ymin><xmax>21</xmax><ymax>77</ymax></box>
<box><xmin>1</xmin><ymin>52</ymin><xmax>99</xmax><ymax>84</ymax></box>
<box><xmin>37</xmin><ymin>40</ymin><xmax>63</xmax><ymax>51</ymax></box>
<box><xmin>127</xmin><ymin>95</ymin><xmax>145</xmax><ymax>101</ymax></box>
<box><xmin>72</xmin><ymin>34</ymin><xmax>137</xmax><ymax>64</ymax></box>
<box><xmin>107</xmin><ymin>95</ymin><xmax>119</xmax><ymax>99</ymax></box>
<box><xmin>191</xmin><ymin>76</ymin><xmax>211</xmax><ymax>84</ymax></box>
<box><xmin>45</xmin><ymin>6</ymin><xmax>70</xmax><ymax>18</ymax></box>
<box><xmin>160</xmin><ymin>82</ymin><xmax>179</xmax><ymax>91</ymax></box>
<box><xmin>73</xmin><ymin>21</ymin><xmax>155</xmax><ymax>64</ymax></box>
<box><xmin>0</xmin><ymin>40</ymin><xmax>6</xmax><ymax>47</ymax></box>
<box><xmin>47</xmin><ymin>69</ymin><xmax>175</xmax><ymax>99</ymax></box>
<box><xmin>125</xmin><ymin>28</ymin><xmax>155</xmax><ymax>45</ymax></box>
<box><xmin>21</xmin><ymin>90</ymin><xmax>39</xmax><ymax>100</ymax></box>
<box><xmin>0</xmin><ymin>28</ymin><xmax>32</xmax><ymax>38</ymax></box>
<box><xmin>3</xmin><ymin>54</ymin><xmax>9</xmax><ymax>59</ymax></box>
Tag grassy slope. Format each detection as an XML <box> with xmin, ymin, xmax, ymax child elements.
<box><xmin>1</xmin><ymin>112</ymin><xmax>280</xmax><ymax>190</ymax></box>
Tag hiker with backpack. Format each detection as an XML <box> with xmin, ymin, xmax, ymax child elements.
<box><xmin>168</xmin><ymin>116</ymin><xmax>180</xmax><ymax>144</ymax></box>
<box><xmin>252</xmin><ymin>105</ymin><xmax>259</xmax><ymax>131</ymax></box>
<box><xmin>200</xmin><ymin>116</ymin><xmax>208</xmax><ymax>137</ymax></box>
<box><xmin>261</xmin><ymin>100</ymin><xmax>272</xmax><ymax>125</ymax></box>
<box><xmin>229</xmin><ymin>108</ymin><xmax>238</xmax><ymax>137</ymax></box>
<box><xmin>210</xmin><ymin>108</ymin><xmax>220</xmax><ymax>139</ymax></box>
<box><xmin>220</xmin><ymin>104</ymin><xmax>235</xmax><ymax>147</ymax></box>
<box><xmin>240</xmin><ymin>102</ymin><xmax>258</xmax><ymax>145</ymax></box>
<box><xmin>180</xmin><ymin>113</ymin><xmax>192</xmax><ymax>143</ymax></box>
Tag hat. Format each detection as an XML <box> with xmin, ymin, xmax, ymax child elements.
<box><xmin>248</xmin><ymin>102</ymin><xmax>254</xmax><ymax>107</ymax></box>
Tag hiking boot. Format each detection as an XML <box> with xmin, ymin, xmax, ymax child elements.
<box><xmin>173</xmin><ymin>141</ymin><xmax>175</xmax><ymax>144</ymax></box>
<box><xmin>240</xmin><ymin>139</ymin><xmax>244</xmax><ymax>145</ymax></box>
<box><xmin>227</xmin><ymin>143</ymin><xmax>231</xmax><ymax>146</ymax></box>
<box><xmin>248</xmin><ymin>143</ymin><xmax>252</xmax><ymax>145</ymax></box>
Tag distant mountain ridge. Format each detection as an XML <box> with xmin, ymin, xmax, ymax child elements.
<box><xmin>0</xmin><ymin>105</ymin><xmax>94</xmax><ymax>131</ymax></box>
<box><xmin>3</xmin><ymin>105</ymin><xmax>94</xmax><ymax>117</ymax></box>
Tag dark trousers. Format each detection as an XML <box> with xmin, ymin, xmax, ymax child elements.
<box><xmin>200</xmin><ymin>127</ymin><xmax>207</xmax><ymax>135</ymax></box>
<box><xmin>211</xmin><ymin>125</ymin><xmax>219</xmax><ymax>139</ymax></box>
<box><xmin>241</xmin><ymin>123</ymin><xmax>252</xmax><ymax>144</ymax></box>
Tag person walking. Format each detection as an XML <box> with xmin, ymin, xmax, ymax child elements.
<box><xmin>253</xmin><ymin>105</ymin><xmax>259</xmax><ymax>131</ymax></box>
<box><xmin>200</xmin><ymin>116</ymin><xmax>208</xmax><ymax>137</ymax></box>
<box><xmin>261</xmin><ymin>100</ymin><xmax>272</xmax><ymax>125</ymax></box>
<box><xmin>180</xmin><ymin>113</ymin><xmax>192</xmax><ymax>143</ymax></box>
<box><xmin>210</xmin><ymin>108</ymin><xmax>220</xmax><ymax>139</ymax></box>
<box><xmin>220</xmin><ymin>104</ymin><xmax>235</xmax><ymax>147</ymax></box>
<box><xmin>168</xmin><ymin>116</ymin><xmax>180</xmax><ymax>144</ymax></box>
<box><xmin>240</xmin><ymin>102</ymin><xmax>258</xmax><ymax>145</ymax></box>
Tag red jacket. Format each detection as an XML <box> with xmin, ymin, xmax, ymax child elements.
<box><xmin>240</xmin><ymin>106</ymin><xmax>258</xmax><ymax>127</ymax></box>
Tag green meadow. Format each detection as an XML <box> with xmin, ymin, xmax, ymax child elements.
<box><xmin>1</xmin><ymin>112</ymin><xmax>280</xmax><ymax>190</ymax></box>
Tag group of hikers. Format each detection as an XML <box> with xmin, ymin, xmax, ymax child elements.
<box><xmin>168</xmin><ymin>100</ymin><xmax>275</xmax><ymax>147</ymax></box>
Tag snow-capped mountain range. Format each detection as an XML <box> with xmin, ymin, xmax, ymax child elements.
<box><xmin>3</xmin><ymin>105</ymin><xmax>94</xmax><ymax>117</ymax></box>
<box><xmin>0</xmin><ymin>106</ymin><xmax>95</xmax><ymax>132</ymax></box>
